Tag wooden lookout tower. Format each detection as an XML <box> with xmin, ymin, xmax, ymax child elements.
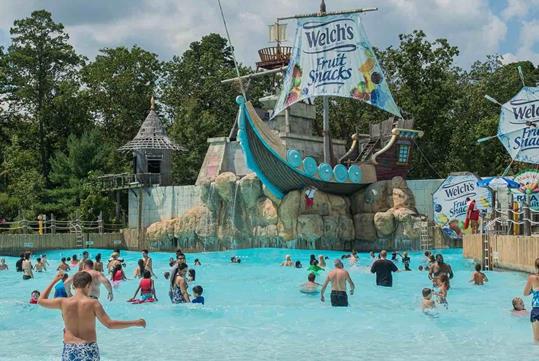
<box><xmin>118</xmin><ymin>96</ymin><xmax>185</xmax><ymax>187</ymax></box>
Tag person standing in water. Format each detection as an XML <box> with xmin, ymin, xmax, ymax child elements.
<box><xmin>38</xmin><ymin>271</ymin><xmax>145</xmax><ymax>360</ymax></box>
<box><xmin>141</xmin><ymin>249</ymin><xmax>155</xmax><ymax>277</ymax></box>
<box><xmin>79</xmin><ymin>251</ymin><xmax>90</xmax><ymax>271</ymax></box>
<box><xmin>22</xmin><ymin>253</ymin><xmax>33</xmax><ymax>280</ymax></box>
<box><xmin>524</xmin><ymin>257</ymin><xmax>539</xmax><ymax>342</ymax></box>
<box><xmin>320</xmin><ymin>259</ymin><xmax>355</xmax><ymax>307</ymax></box>
<box><xmin>370</xmin><ymin>250</ymin><xmax>398</xmax><ymax>287</ymax></box>
<box><xmin>65</xmin><ymin>260</ymin><xmax>114</xmax><ymax>301</ymax></box>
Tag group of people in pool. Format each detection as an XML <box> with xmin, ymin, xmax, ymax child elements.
<box><xmin>280</xmin><ymin>250</ymin><xmax>539</xmax><ymax>342</ymax></box>
<box><xmin>7</xmin><ymin>248</ymin><xmax>208</xmax><ymax>360</ymax></box>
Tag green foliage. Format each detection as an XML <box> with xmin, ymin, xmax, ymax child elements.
<box><xmin>81</xmin><ymin>45</ymin><xmax>162</xmax><ymax>146</ymax></box>
<box><xmin>1</xmin><ymin>9</ymin><xmax>538</xmax><ymax>224</ymax></box>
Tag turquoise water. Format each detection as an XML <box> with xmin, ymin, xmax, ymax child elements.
<box><xmin>0</xmin><ymin>248</ymin><xmax>537</xmax><ymax>360</ymax></box>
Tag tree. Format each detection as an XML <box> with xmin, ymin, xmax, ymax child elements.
<box><xmin>4</xmin><ymin>10</ymin><xmax>85</xmax><ymax>181</ymax></box>
<box><xmin>162</xmin><ymin>33</ymin><xmax>269</xmax><ymax>184</ymax></box>
<box><xmin>47</xmin><ymin>130</ymin><xmax>116</xmax><ymax>219</ymax></box>
<box><xmin>81</xmin><ymin>45</ymin><xmax>162</xmax><ymax>147</ymax></box>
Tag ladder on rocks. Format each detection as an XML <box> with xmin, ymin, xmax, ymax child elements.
<box><xmin>357</xmin><ymin>138</ymin><xmax>379</xmax><ymax>162</ymax></box>
<box><xmin>419</xmin><ymin>220</ymin><xmax>431</xmax><ymax>251</ymax></box>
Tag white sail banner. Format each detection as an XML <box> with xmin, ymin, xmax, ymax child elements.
<box><xmin>273</xmin><ymin>13</ymin><xmax>401</xmax><ymax>118</ymax></box>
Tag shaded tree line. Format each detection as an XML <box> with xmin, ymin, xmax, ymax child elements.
<box><xmin>0</xmin><ymin>11</ymin><xmax>536</xmax><ymax>223</ymax></box>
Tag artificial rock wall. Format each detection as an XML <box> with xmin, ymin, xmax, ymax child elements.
<box><xmin>145</xmin><ymin>172</ymin><xmax>426</xmax><ymax>251</ymax></box>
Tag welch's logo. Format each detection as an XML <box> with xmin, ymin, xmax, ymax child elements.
<box><xmin>442</xmin><ymin>180</ymin><xmax>475</xmax><ymax>201</ymax></box>
<box><xmin>510</xmin><ymin>98</ymin><xmax>539</xmax><ymax>124</ymax></box>
<box><xmin>302</xmin><ymin>18</ymin><xmax>356</xmax><ymax>54</ymax></box>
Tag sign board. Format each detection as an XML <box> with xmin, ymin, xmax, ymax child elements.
<box><xmin>433</xmin><ymin>173</ymin><xmax>492</xmax><ymax>239</ymax></box>
<box><xmin>512</xmin><ymin>169</ymin><xmax>539</xmax><ymax>211</ymax></box>
<box><xmin>86</xmin><ymin>240</ymin><xmax>94</xmax><ymax>246</ymax></box>
<box><xmin>273</xmin><ymin>13</ymin><xmax>401</xmax><ymax>118</ymax></box>
<box><xmin>23</xmin><ymin>242</ymin><xmax>34</xmax><ymax>248</ymax></box>
<box><xmin>113</xmin><ymin>239</ymin><xmax>122</xmax><ymax>245</ymax></box>
<box><xmin>498</xmin><ymin>87</ymin><xmax>539</xmax><ymax>164</ymax></box>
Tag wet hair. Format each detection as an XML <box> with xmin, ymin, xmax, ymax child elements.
<box><xmin>36</xmin><ymin>257</ymin><xmax>41</xmax><ymax>263</ymax></box>
<box><xmin>418</xmin><ymin>265</ymin><xmax>424</xmax><ymax>271</ymax></box>
<box><xmin>475</xmin><ymin>264</ymin><xmax>482</xmax><ymax>271</ymax></box>
<box><xmin>170</xmin><ymin>263</ymin><xmax>188</xmax><ymax>288</ymax></box>
<box><xmin>61</xmin><ymin>257</ymin><xmax>66</xmax><ymax>262</ymax></box>
<box><xmin>72</xmin><ymin>255</ymin><xmax>78</xmax><ymax>261</ymax></box>
<box><xmin>142</xmin><ymin>249</ymin><xmax>148</xmax><ymax>254</ymax></box>
<box><xmin>114</xmin><ymin>248</ymin><xmax>120</xmax><ymax>254</ymax></box>
<box><xmin>31</xmin><ymin>290</ymin><xmax>40</xmax><ymax>297</ymax></box>
<box><xmin>230</xmin><ymin>256</ymin><xmax>235</xmax><ymax>262</ymax></box>
<box><xmin>465</xmin><ymin>197</ymin><xmax>470</xmax><ymax>202</ymax></box>
<box><xmin>512</xmin><ymin>297</ymin><xmax>524</xmax><ymax>310</ymax></box>
<box><xmin>424</xmin><ymin>251</ymin><xmax>431</xmax><ymax>257</ymax></box>
<box><xmin>164</xmin><ymin>272</ymin><xmax>170</xmax><ymax>280</ymax></box>
<box><xmin>84</xmin><ymin>259</ymin><xmax>94</xmax><ymax>269</ymax></box>
<box><xmin>380</xmin><ymin>250</ymin><xmax>387</xmax><ymax>258</ymax></box>
<box><xmin>82</xmin><ymin>251</ymin><xmax>88</xmax><ymax>257</ymax></box>
<box><xmin>422</xmin><ymin>288</ymin><xmax>432</xmax><ymax>297</ymax></box>
<box><xmin>237</xmin><ymin>259</ymin><xmax>241</xmax><ymax>263</ymax></box>
<box><xmin>73</xmin><ymin>271</ymin><xmax>92</xmax><ymax>289</ymax></box>
<box><xmin>138</xmin><ymin>259</ymin><xmax>145</xmax><ymax>275</ymax></box>
<box><xmin>176</xmin><ymin>249</ymin><xmax>183</xmax><ymax>255</ymax></box>
<box><xmin>95</xmin><ymin>254</ymin><xmax>101</xmax><ymax>262</ymax></box>
<box><xmin>436</xmin><ymin>254</ymin><xmax>444</xmax><ymax>263</ymax></box>
<box><xmin>334</xmin><ymin>259</ymin><xmax>343</xmax><ymax>268</ymax></box>
<box><xmin>194</xmin><ymin>258</ymin><xmax>201</xmax><ymax>265</ymax></box>
<box><xmin>62</xmin><ymin>273</ymin><xmax>69</xmax><ymax>280</ymax></box>
<box><xmin>143</xmin><ymin>270</ymin><xmax>151</xmax><ymax>279</ymax></box>
<box><xmin>308</xmin><ymin>272</ymin><xmax>316</xmax><ymax>282</ymax></box>
<box><xmin>309</xmin><ymin>254</ymin><xmax>316</xmax><ymax>265</ymax></box>
<box><xmin>295</xmin><ymin>261</ymin><xmax>302</xmax><ymax>268</ymax></box>
<box><xmin>67</xmin><ymin>257</ymin><xmax>71</xmax><ymax>261</ymax></box>
<box><xmin>24</xmin><ymin>253</ymin><xmax>30</xmax><ymax>260</ymax></box>
<box><xmin>193</xmin><ymin>285</ymin><xmax>203</xmax><ymax>296</ymax></box>
<box><xmin>188</xmin><ymin>269</ymin><xmax>196</xmax><ymax>281</ymax></box>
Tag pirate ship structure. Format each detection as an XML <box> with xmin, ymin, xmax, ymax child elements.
<box><xmin>223</xmin><ymin>1</ymin><xmax>423</xmax><ymax>199</ymax></box>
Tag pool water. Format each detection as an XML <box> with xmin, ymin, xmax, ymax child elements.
<box><xmin>0</xmin><ymin>248</ymin><xmax>537</xmax><ymax>361</ymax></box>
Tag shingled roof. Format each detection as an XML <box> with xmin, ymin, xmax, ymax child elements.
<box><xmin>118</xmin><ymin>97</ymin><xmax>185</xmax><ymax>152</ymax></box>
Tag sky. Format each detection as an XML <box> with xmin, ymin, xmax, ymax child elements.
<box><xmin>0</xmin><ymin>0</ymin><xmax>538</xmax><ymax>69</ymax></box>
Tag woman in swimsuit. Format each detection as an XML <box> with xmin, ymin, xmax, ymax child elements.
<box><xmin>170</xmin><ymin>263</ymin><xmax>190</xmax><ymax>304</ymax></box>
<box><xmin>524</xmin><ymin>257</ymin><xmax>539</xmax><ymax>342</ymax></box>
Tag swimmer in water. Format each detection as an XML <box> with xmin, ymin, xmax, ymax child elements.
<box><xmin>0</xmin><ymin>258</ymin><xmax>9</xmax><ymax>271</ymax></box>
<box><xmin>281</xmin><ymin>255</ymin><xmax>293</xmax><ymax>267</ymax></box>
<box><xmin>318</xmin><ymin>255</ymin><xmax>326</xmax><ymax>268</ymax></box>
<box><xmin>402</xmin><ymin>252</ymin><xmax>411</xmax><ymax>271</ymax></box>
<box><xmin>300</xmin><ymin>272</ymin><xmax>321</xmax><ymax>294</ymax></box>
<box><xmin>320</xmin><ymin>259</ymin><xmax>355</xmax><ymax>307</ymax></box>
<box><xmin>35</xmin><ymin>257</ymin><xmax>45</xmax><ymax>272</ymax></box>
<box><xmin>512</xmin><ymin>297</ymin><xmax>528</xmax><ymax>316</ymax></box>
<box><xmin>30</xmin><ymin>290</ymin><xmax>40</xmax><ymax>304</ymax></box>
<box><xmin>194</xmin><ymin>258</ymin><xmax>202</xmax><ymax>266</ymax></box>
<box><xmin>192</xmin><ymin>285</ymin><xmax>204</xmax><ymax>305</ymax></box>
<box><xmin>436</xmin><ymin>274</ymin><xmax>450</xmax><ymax>308</ymax></box>
<box><xmin>421</xmin><ymin>288</ymin><xmax>435</xmax><ymax>311</ymax></box>
<box><xmin>470</xmin><ymin>264</ymin><xmax>488</xmax><ymax>285</ymax></box>
<box><xmin>295</xmin><ymin>261</ymin><xmax>303</xmax><ymax>268</ymax></box>
<box><xmin>57</xmin><ymin>257</ymin><xmax>70</xmax><ymax>272</ymax></box>
<box><xmin>349</xmin><ymin>250</ymin><xmax>358</xmax><ymax>266</ymax></box>
<box><xmin>54</xmin><ymin>273</ymin><xmax>69</xmax><ymax>298</ymax></box>
<box><xmin>131</xmin><ymin>271</ymin><xmax>157</xmax><ymax>302</ymax></box>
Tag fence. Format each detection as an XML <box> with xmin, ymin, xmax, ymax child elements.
<box><xmin>463</xmin><ymin>233</ymin><xmax>538</xmax><ymax>273</ymax></box>
<box><xmin>0</xmin><ymin>232</ymin><xmax>125</xmax><ymax>256</ymax></box>
<box><xmin>0</xmin><ymin>215</ymin><xmax>123</xmax><ymax>235</ymax></box>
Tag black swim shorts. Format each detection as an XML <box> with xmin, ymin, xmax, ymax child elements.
<box><xmin>531</xmin><ymin>307</ymin><xmax>539</xmax><ymax>323</ymax></box>
<box><xmin>330</xmin><ymin>290</ymin><xmax>348</xmax><ymax>307</ymax></box>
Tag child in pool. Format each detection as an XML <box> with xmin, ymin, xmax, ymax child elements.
<box><xmin>422</xmin><ymin>288</ymin><xmax>436</xmax><ymax>311</ymax></box>
<box><xmin>29</xmin><ymin>290</ymin><xmax>40</xmax><ymax>304</ymax></box>
<box><xmin>130</xmin><ymin>271</ymin><xmax>157</xmax><ymax>302</ymax></box>
<box><xmin>436</xmin><ymin>274</ymin><xmax>450</xmax><ymax>308</ymax></box>
<box><xmin>194</xmin><ymin>258</ymin><xmax>202</xmax><ymax>266</ymax></box>
<box><xmin>300</xmin><ymin>273</ymin><xmax>321</xmax><ymax>294</ymax></box>
<box><xmin>295</xmin><ymin>261</ymin><xmax>302</xmax><ymax>268</ymax></box>
<box><xmin>0</xmin><ymin>258</ymin><xmax>8</xmax><ymax>270</ymax></box>
<box><xmin>470</xmin><ymin>264</ymin><xmax>488</xmax><ymax>285</ymax></box>
<box><xmin>512</xmin><ymin>297</ymin><xmax>528</xmax><ymax>316</ymax></box>
<box><xmin>188</xmin><ymin>269</ymin><xmax>196</xmax><ymax>282</ymax></box>
<box><xmin>192</xmin><ymin>285</ymin><xmax>204</xmax><ymax>305</ymax></box>
<box><xmin>111</xmin><ymin>264</ymin><xmax>127</xmax><ymax>284</ymax></box>
<box><xmin>402</xmin><ymin>252</ymin><xmax>411</xmax><ymax>271</ymax></box>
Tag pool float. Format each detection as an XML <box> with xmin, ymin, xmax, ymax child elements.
<box><xmin>300</xmin><ymin>287</ymin><xmax>319</xmax><ymax>295</ymax></box>
<box><xmin>307</xmin><ymin>265</ymin><xmax>324</xmax><ymax>275</ymax></box>
<box><xmin>128</xmin><ymin>297</ymin><xmax>156</xmax><ymax>304</ymax></box>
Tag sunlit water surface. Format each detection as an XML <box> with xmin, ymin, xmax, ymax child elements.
<box><xmin>0</xmin><ymin>248</ymin><xmax>537</xmax><ymax>361</ymax></box>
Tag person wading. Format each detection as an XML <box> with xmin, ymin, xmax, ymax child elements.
<box><xmin>320</xmin><ymin>259</ymin><xmax>355</xmax><ymax>307</ymax></box>
<box><xmin>370</xmin><ymin>250</ymin><xmax>398</xmax><ymax>287</ymax></box>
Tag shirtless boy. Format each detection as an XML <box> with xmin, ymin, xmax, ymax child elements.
<box><xmin>38</xmin><ymin>271</ymin><xmax>145</xmax><ymax>360</ymax></box>
<box><xmin>320</xmin><ymin>259</ymin><xmax>355</xmax><ymax>307</ymax></box>
<box><xmin>470</xmin><ymin>264</ymin><xmax>488</xmax><ymax>285</ymax></box>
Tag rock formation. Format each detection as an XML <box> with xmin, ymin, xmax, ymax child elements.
<box><xmin>145</xmin><ymin>172</ymin><xmax>425</xmax><ymax>251</ymax></box>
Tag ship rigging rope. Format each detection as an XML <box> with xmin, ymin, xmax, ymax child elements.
<box><xmin>412</xmin><ymin>139</ymin><xmax>443</xmax><ymax>179</ymax></box>
<box><xmin>217</xmin><ymin>0</ymin><xmax>247</xmax><ymax>100</ymax></box>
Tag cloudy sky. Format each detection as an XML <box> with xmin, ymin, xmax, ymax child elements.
<box><xmin>0</xmin><ymin>0</ymin><xmax>538</xmax><ymax>68</ymax></box>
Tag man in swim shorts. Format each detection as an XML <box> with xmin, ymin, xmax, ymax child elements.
<box><xmin>38</xmin><ymin>271</ymin><xmax>145</xmax><ymax>360</ymax></box>
<box><xmin>65</xmin><ymin>260</ymin><xmax>114</xmax><ymax>301</ymax></box>
<box><xmin>320</xmin><ymin>259</ymin><xmax>355</xmax><ymax>307</ymax></box>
